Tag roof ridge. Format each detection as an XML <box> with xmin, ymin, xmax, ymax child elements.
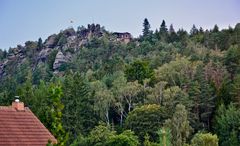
<box><xmin>0</xmin><ymin>106</ymin><xmax>57</xmax><ymax>145</ymax></box>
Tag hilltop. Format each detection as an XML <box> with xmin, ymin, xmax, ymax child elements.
<box><xmin>0</xmin><ymin>20</ymin><xmax>240</xmax><ymax>146</ymax></box>
<box><xmin>0</xmin><ymin>23</ymin><xmax>132</xmax><ymax>79</ymax></box>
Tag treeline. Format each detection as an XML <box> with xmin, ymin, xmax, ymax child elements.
<box><xmin>0</xmin><ymin>19</ymin><xmax>240</xmax><ymax>146</ymax></box>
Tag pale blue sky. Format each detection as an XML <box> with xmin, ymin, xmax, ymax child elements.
<box><xmin>0</xmin><ymin>0</ymin><xmax>239</xmax><ymax>50</ymax></box>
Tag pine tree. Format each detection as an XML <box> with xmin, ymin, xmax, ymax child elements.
<box><xmin>214</xmin><ymin>104</ymin><xmax>240</xmax><ymax>146</ymax></box>
<box><xmin>169</xmin><ymin>24</ymin><xmax>175</xmax><ymax>34</ymax></box>
<box><xmin>190</xmin><ymin>24</ymin><xmax>199</xmax><ymax>36</ymax></box>
<box><xmin>199</xmin><ymin>27</ymin><xmax>204</xmax><ymax>34</ymax></box>
<box><xmin>160</xmin><ymin>20</ymin><xmax>168</xmax><ymax>33</ymax></box>
<box><xmin>212</xmin><ymin>24</ymin><xmax>219</xmax><ymax>33</ymax></box>
<box><xmin>62</xmin><ymin>72</ymin><xmax>98</xmax><ymax>142</ymax></box>
<box><xmin>37</xmin><ymin>37</ymin><xmax>43</xmax><ymax>50</ymax></box>
<box><xmin>194</xmin><ymin>65</ymin><xmax>216</xmax><ymax>130</ymax></box>
<box><xmin>168</xmin><ymin>24</ymin><xmax>177</xmax><ymax>42</ymax></box>
<box><xmin>143</xmin><ymin>18</ymin><xmax>151</xmax><ymax>38</ymax></box>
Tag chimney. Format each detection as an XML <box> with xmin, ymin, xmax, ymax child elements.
<box><xmin>12</xmin><ymin>96</ymin><xmax>24</xmax><ymax>111</ymax></box>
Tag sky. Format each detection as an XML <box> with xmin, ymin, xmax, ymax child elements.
<box><xmin>0</xmin><ymin>0</ymin><xmax>239</xmax><ymax>50</ymax></box>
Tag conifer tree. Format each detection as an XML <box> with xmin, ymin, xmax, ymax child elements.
<box><xmin>143</xmin><ymin>18</ymin><xmax>151</xmax><ymax>38</ymax></box>
<box><xmin>212</xmin><ymin>24</ymin><xmax>219</xmax><ymax>33</ymax></box>
<box><xmin>160</xmin><ymin>20</ymin><xmax>168</xmax><ymax>33</ymax></box>
<box><xmin>62</xmin><ymin>72</ymin><xmax>98</xmax><ymax>142</ymax></box>
<box><xmin>190</xmin><ymin>24</ymin><xmax>199</xmax><ymax>36</ymax></box>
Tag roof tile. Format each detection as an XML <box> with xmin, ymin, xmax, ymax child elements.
<box><xmin>0</xmin><ymin>106</ymin><xmax>57</xmax><ymax>146</ymax></box>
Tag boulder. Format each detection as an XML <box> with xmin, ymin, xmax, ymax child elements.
<box><xmin>63</xmin><ymin>28</ymin><xmax>76</xmax><ymax>37</ymax></box>
<box><xmin>45</xmin><ymin>34</ymin><xmax>57</xmax><ymax>48</ymax></box>
<box><xmin>53</xmin><ymin>51</ymin><xmax>67</xmax><ymax>71</ymax></box>
<box><xmin>38</xmin><ymin>48</ymin><xmax>51</xmax><ymax>62</ymax></box>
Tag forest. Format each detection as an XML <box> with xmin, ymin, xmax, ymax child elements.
<box><xmin>0</xmin><ymin>18</ymin><xmax>240</xmax><ymax>146</ymax></box>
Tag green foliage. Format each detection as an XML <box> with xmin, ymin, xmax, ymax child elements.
<box><xmin>190</xmin><ymin>132</ymin><xmax>219</xmax><ymax>146</ymax></box>
<box><xmin>71</xmin><ymin>124</ymin><xmax>139</xmax><ymax>146</ymax></box>
<box><xmin>142</xmin><ymin>18</ymin><xmax>151</xmax><ymax>39</ymax></box>
<box><xmin>191</xmin><ymin>65</ymin><xmax>216</xmax><ymax>130</ymax></box>
<box><xmin>125</xmin><ymin>60</ymin><xmax>154</xmax><ymax>84</ymax></box>
<box><xmin>37</xmin><ymin>37</ymin><xmax>43</xmax><ymax>50</ymax></box>
<box><xmin>0</xmin><ymin>49</ymin><xmax>7</xmax><ymax>60</ymax></box>
<box><xmin>224</xmin><ymin>45</ymin><xmax>240</xmax><ymax>79</ymax></box>
<box><xmin>17</xmin><ymin>71</ymin><xmax>34</xmax><ymax>107</ymax></box>
<box><xmin>143</xmin><ymin>134</ymin><xmax>159</xmax><ymax>146</ymax></box>
<box><xmin>125</xmin><ymin>104</ymin><xmax>167</xmax><ymax>142</ymax></box>
<box><xmin>24</xmin><ymin>41</ymin><xmax>38</xmax><ymax>59</ymax></box>
<box><xmin>62</xmin><ymin>72</ymin><xmax>98</xmax><ymax>144</ymax></box>
<box><xmin>159</xmin><ymin>20</ymin><xmax>168</xmax><ymax>42</ymax></box>
<box><xmin>162</xmin><ymin>86</ymin><xmax>191</xmax><ymax>116</ymax></box>
<box><xmin>22</xmin><ymin>81</ymin><xmax>68</xmax><ymax>146</ymax></box>
<box><xmin>106</xmin><ymin>130</ymin><xmax>140</xmax><ymax>146</ymax></box>
<box><xmin>155</xmin><ymin>56</ymin><xmax>200</xmax><ymax>87</ymax></box>
<box><xmin>57</xmin><ymin>34</ymin><xmax>67</xmax><ymax>46</ymax></box>
<box><xmin>165</xmin><ymin>104</ymin><xmax>192</xmax><ymax>146</ymax></box>
<box><xmin>157</xmin><ymin>128</ymin><xmax>172</xmax><ymax>146</ymax></box>
<box><xmin>1</xmin><ymin>22</ymin><xmax>240</xmax><ymax>146</ymax></box>
<box><xmin>46</xmin><ymin>85</ymin><xmax>68</xmax><ymax>146</ymax></box>
<box><xmin>91</xmin><ymin>80</ymin><xmax>114</xmax><ymax>125</ymax></box>
<box><xmin>88</xmin><ymin>124</ymin><xmax>116</xmax><ymax>146</ymax></box>
<box><xmin>190</xmin><ymin>25</ymin><xmax>199</xmax><ymax>36</ymax></box>
<box><xmin>32</xmin><ymin>63</ymin><xmax>53</xmax><ymax>84</ymax></box>
<box><xmin>231</xmin><ymin>74</ymin><xmax>240</xmax><ymax>106</ymax></box>
<box><xmin>214</xmin><ymin>104</ymin><xmax>240</xmax><ymax>146</ymax></box>
<box><xmin>47</xmin><ymin>49</ymin><xmax>58</xmax><ymax>70</ymax></box>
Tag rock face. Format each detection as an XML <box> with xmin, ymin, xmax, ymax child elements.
<box><xmin>45</xmin><ymin>34</ymin><xmax>57</xmax><ymax>48</ymax></box>
<box><xmin>0</xmin><ymin>62</ymin><xmax>5</xmax><ymax>77</ymax></box>
<box><xmin>38</xmin><ymin>48</ymin><xmax>51</xmax><ymax>63</ymax></box>
<box><xmin>53</xmin><ymin>51</ymin><xmax>67</xmax><ymax>71</ymax></box>
<box><xmin>0</xmin><ymin>23</ymin><xmax>132</xmax><ymax>79</ymax></box>
<box><xmin>62</xmin><ymin>28</ymin><xmax>76</xmax><ymax>37</ymax></box>
<box><xmin>77</xmin><ymin>24</ymin><xmax>103</xmax><ymax>39</ymax></box>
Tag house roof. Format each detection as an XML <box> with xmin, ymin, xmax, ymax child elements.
<box><xmin>0</xmin><ymin>105</ymin><xmax>57</xmax><ymax>146</ymax></box>
<box><xmin>113</xmin><ymin>32</ymin><xmax>131</xmax><ymax>36</ymax></box>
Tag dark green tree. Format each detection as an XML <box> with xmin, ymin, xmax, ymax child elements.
<box><xmin>37</xmin><ymin>37</ymin><xmax>43</xmax><ymax>50</ymax></box>
<box><xmin>62</xmin><ymin>72</ymin><xmax>98</xmax><ymax>142</ymax></box>
<box><xmin>214</xmin><ymin>104</ymin><xmax>240</xmax><ymax>146</ymax></box>
<box><xmin>190</xmin><ymin>24</ymin><xmax>199</xmax><ymax>36</ymax></box>
<box><xmin>224</xmin><ymin>45</ymin><xmax>240</xmax><ymax>80</ymax></box>
<box><xmin>159</xmin><ymin>20</ymin><xmax>168</xmax><ymax>42</ymax></box>
<box><xmin>160</xmin><ymin>20</ymin><xmax>168</xmax><ymax>33</ymax></box>
<box><xmin>212</xmin><ymin>24</ymin><xmax>219</xmax><ymax>33</ymax></box>
<box><xmin>125</xmin><ymin>104</ymin><xmax>167</xmax><ymax>142</ymax></box>
<box><xmin>125</xmin><ymin>60</ymin><xmax>154</xmax><ymax>84</ymax></box>
<box><xmin>143</xmin><ymin>18</ymin><xmax>151</xmax><ymax>38</ymax></box>
<box><xmin>164</xmin><ymin>104</ymin><xmax>192</xmax><ymax>146</ymax></box>
<box><xmin>46</xmin><ymin>84</ymin><xmax>68</xmax><ymax>146</ymax></box>
<box><xmin>168</xmin><ymin>24</ymin><xmax>178</xmax><ymax>42</ymax></box>
<box><xmin>106</xmin><ymin>130</ymin><xmax>140</xmax><ymax>146</ymax></box>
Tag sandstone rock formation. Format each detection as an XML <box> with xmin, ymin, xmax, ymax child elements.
<box><xmin>53</xmin><ymin>51</ymin><xmax>67</xmax><ymax>71</ymax></box>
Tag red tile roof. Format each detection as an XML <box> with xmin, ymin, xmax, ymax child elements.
<box><xmin>0</xmin><ymin>105</ymin><xmax>57</xmax><ymax>146</ymax></box>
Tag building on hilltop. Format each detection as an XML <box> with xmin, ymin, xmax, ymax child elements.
<box><xmin>113</xmin><ymin>32</ymin><xmax>132</xmax><ymax>43</ymax></box>
<box><xmin>0</xmin><ymin>99</ymin><xmax>57</xmax><ymax>145</ymax></box>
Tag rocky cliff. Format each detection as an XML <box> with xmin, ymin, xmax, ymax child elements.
<box><xmin>0</xmin><ymin>24</ymin><xmax>132</xmax><ymax>79</ymax></box>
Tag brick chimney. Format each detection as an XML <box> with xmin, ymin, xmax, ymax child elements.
<box><xmin>12</xmin><ymin>96</ymin><xmax>24</xmax><ymax>111</ymax></box>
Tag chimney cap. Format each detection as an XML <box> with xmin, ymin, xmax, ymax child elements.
<box><xmin>14</xmin><ymin>96</ymin><xmax>20</xmax><ymax>103</ymax></box>
<box><xmin>12</xmin><ymin>96</ymin><xmax>24</xmax><ymax>111</ymax></box>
